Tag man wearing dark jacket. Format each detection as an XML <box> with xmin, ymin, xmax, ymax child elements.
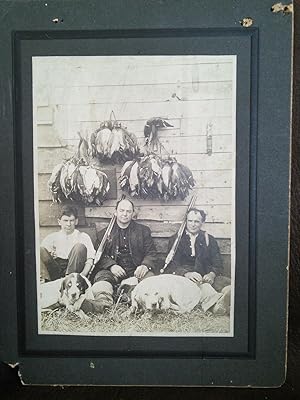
<box><xmin>79</xmin><ymin>198</ymin><xmax>157</xmax><ymax>314</ymax></box>
<box><xmin>165</xmin><ymin>207</ymin><xmax>231</xmax><ymax>314</ymax></box>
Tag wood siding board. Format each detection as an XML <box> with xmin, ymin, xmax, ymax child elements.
<box><xmin>37</xmin><ymin>147</ymin><xmax>76</xmax><ymax>173</ymax></box>
<box><xmin>85</xmin><ymin>204</ymin><xmax>231</xmax><ymax>223</ymax></box>
<box><xmin>56</xmin><ymin>99</ymin><xmax>232</xmax><ymax>123</ymax></box>
<box><xmin>35</xmin><ymin>56</ymin><xmax>234</xmax><ymax>70</ymax></box>
<box><xmin>37</xmin><ymin>106</ymin><xmax>53</xmax><ymax>123</ymax></box>
<box><xmin>52</xmin><ymin>86</ymin><xmax>90</xmax><ymax>106</ymax></box>
<box><xmin>84</xmin><ymin>81</ymin><xmax>232</xmax><ymax>104</ymax></box>
<box><xmin>37</xmin><ymin>125</ymin><xmax>64</xmax><ymax>148</ymax></box>
<box><xmin>192</xmin><ymin>170</ymin><xmax>232</xmax><ymax>187</ymax></box>
<box><xmin>221</xmin><ymin>254</ymin><xmax>231</xmax><ymax>278</ymax></box>
<box><xmin>39</xmin><ymin>61</ymin><xmax>233</xmax><ymax>87</ymax></box>
<box><xmin>52</xmin><ymin>82</ymin><xmax>232</xmax><ymax>105</ymax></box>
<box><xmin>89</xmin><ymin>219</ymin><xmax>231</xmax><ymax>239</ymax></box>
<box><xmin>35</xmin><ymin>84</ymin><xmax>49</xmax><ymax>107</ymax></box>
<box><xmin>174</xmin><ymin>153</ymin><xmax>232</xmax><ymax>170</ymax></box>
<box><xmin>102</xmin><ymin>188</ymin><xmax>232</xmax><ymax>206</ymax></box>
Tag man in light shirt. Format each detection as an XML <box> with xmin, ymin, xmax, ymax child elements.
<box><xmin>40</xmin><ymin>205</ymin><xmax>95</xmax><ymax>282</ymax></box>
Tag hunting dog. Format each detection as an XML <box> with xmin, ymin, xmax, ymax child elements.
<box><xmin>59</xmin><ymin>273</ymin><xmax>91</xmax><ymax>319</ymax></box>
<box><xmin>130</xmin><ymin>274</ymin><xmax>201</xmax><ymax>314</ymax></box>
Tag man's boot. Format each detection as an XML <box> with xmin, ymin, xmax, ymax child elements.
<box><xmin>211</xmin><ymin>285</ymin><xmax>231</xmax><ymax>316</ymax></box>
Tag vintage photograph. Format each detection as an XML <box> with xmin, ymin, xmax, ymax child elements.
<box><xmin>33</xmin><ymin>55</ymin><xmax>236</xmax><ymax>336</ymax></box>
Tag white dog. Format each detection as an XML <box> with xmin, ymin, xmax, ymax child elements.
<box><xmin>130</xmin><ymin>274</ymin><xmax>201</xmax><ymax>314</ymax></box>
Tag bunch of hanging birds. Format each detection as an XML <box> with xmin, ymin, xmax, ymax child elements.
<box><xmin>119</xmin><ymin>154</ymin><xmax>195</xmax><ymax>201</ymax></box>
<box><xmin>90</xmin><ymin>119</ymin><xmax>140</xmax><ymax>164</ymax></box>
<box><xmin>48</xmin><ymin>136</ymin><xmax>110</xmax><ymax>206</ymax></box>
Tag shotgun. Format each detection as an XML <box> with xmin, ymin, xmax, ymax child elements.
<box><xmin>160</xmin><ymin>194</ymin><xmax>197</xmax><ymax>274</ymax></box>
<box><xmin>87</xmin><ymin>194</ymin><xmax>125</xmax><ymax>279</ymax></box>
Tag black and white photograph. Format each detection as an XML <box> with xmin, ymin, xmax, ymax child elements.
<box><xmin>34</xmin><ymin>55</ymin><xmax>236</xmax><ymax>336</ymax></box>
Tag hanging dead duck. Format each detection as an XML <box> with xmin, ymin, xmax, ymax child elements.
<box><xmin>144</xmin><ymin>117</ymin><xmax>173</xmax><ymax>152</ymax></box>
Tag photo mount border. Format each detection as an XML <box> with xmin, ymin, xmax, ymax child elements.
<box><xmin>16</xmin><ymin>29</ymin><xmax>255</xmax><ymax>360</ymax></box>
<box><xmin>0</xmin><ymin>0</ymin><xmax>290</xmax><ymax>387</ymax></box>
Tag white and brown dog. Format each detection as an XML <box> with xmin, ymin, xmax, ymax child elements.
<box><xmin>58</xmin><ymin>273</ymin><xmax>91</xmax><ymax>319</ymax></box>
<box><xmin>130</xmin><ymin>274</ymin><xmax>201</xmax><ymax>314</ymax></box>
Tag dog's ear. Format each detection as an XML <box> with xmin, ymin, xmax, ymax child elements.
<box><xmin>119</xmin><ymin>284</ymin><xmax>133</xmax><ymax>296</ymax></box>
<box><xmin>59</xmin><ymin>278</ymin><xmax>66</xmax><ymax>295</ymax></box>
<box><xmin>131</xmin><ymin>294</ymin><xmax>138</xmax><ymax>308</ymax></box>
<box><xmin>79</xmin><ymin>275</ymin><xmax>89</xmax><ymax>293</ymax></box>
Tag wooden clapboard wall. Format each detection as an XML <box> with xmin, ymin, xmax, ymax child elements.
<box><xmin>34</xmin><ymin>56</ymin><xmax>234</xmax><ymax>276</ymax></box>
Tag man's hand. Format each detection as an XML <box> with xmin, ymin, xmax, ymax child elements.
<box><xmin>50</xmin><ymin>245</ymin><xmax>57</xmax><ymax>259</ymax></box>
<box><xmin>81</xmin><ymin>259</ymin><xmax>93</xmax><ymax>277</ymax></box>
<box><xmin>184</xmin><ymin>271</ymin><xmax>203</xmax><ymax>283</ymax></box>
<box><xmin>66</xmin><ymin>304</ymin><xmax>76</xmax><ymax>313</ymax></box>
<box><xmin>134</xmin><ymin>265</ymin><xmax>149</xmax><ymax>280</ymax></box>
<box><xmin>67</xmin><ymin>296</ymin><xmax>85</xmax><ymax>312</ymax></box>
<box><xmin>202</xmin><ymin>272</ymin><xmax>216</xmax><ymax>285</ymax></box>
<box><xmin>72</xmin><ymin>295</ymin><xmax>86</xmax><ymax>311</ymax></box>
<box><xmin>110</xmin><ymin>264</ymin><xmax>126</xmax><ymax>279</ymax></box>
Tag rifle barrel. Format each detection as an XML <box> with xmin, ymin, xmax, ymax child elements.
<box><xmin>88</xmin><ymin>194</ymin><xmax>126</xmax><ymax>279</ymax></box>
<box><xmin>160</xmin><ymin>194</ymin><xmax>197</xmax><ymax>273</ymax></box>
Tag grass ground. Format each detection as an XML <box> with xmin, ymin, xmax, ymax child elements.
<box><xmin>40</xmin><ymin>304</ymin><xmax>231</xmax><ymax>335</ymax></box>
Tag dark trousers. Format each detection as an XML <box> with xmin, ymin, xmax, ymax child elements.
<box><xmin>212</xmin><ymin>275</ymin><xmax>231</xmax><ymax>292</ymax></box>
<box><xmin>40</xmin><ymin>243</ymin><xmax>87</xmax><ymax>281</ymax></box>
<box><xmin>94</xmin><ymin>268</ymin><xmax>154</xmax><ymax>287</ymax></box>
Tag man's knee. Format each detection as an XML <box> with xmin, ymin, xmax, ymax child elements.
<box><xmin>94</xmin><ymin>269</ymin><xmax>117</xmax><ymax>286</ymax></box>
<box><xmin>81</xmin><ymin>281</ymin><xmax>114</xmax><ymax>314</ymax></box>
<box><xmin>40</xmin><ymin>247</ymin><xmax>52</xmax><ymax>263</ymax></box>
<box><xmin>92</xmin><ymin>281</ymin><xmax>114</xmax><ymax>297</ymax></box>
<box><xmin>213</xmin><ymin>275</ymin><xmax>231</xmax><ymax>292</ymax></box>
<box><xmin>211</xmin><ymin>285</ymin><xmax>231</xmax><ymax>316</ymax></box>
<box><xmin>92</xmin><ymin>281</ymin><xmax>114</xmax><ymax>309</ymax></box>
<box><xmin>70</xmin><ymin>243</ymin><xmax>87</xmax><ymax>256</ymax></box>
<box><xmin>142</xmin><ymin>270</ymin><xmax>155</xmax><ymax>280</ymax></box>
<box><xmin>40</xmin><ymin>247</ymin><xmax>54</xmax><ymax>281</ymax></box>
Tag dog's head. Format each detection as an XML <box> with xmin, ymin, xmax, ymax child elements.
<box><xmin>59</xmin><ymin>273</ymin><xmax>89</xmax><ymax>305</ymax></box>
<box><xmin>137</xmin><ymin>289</ymin><xmax>163</xmax><ymax>311</ymax></box>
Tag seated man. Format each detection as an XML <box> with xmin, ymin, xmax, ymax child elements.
<box><xmin>165</xmin><ymin>207</ymin><xmax>231</xmax><ymax>314</ymax></box>
<box><xmin>79</xmin><ymin>198</ymin><xmax>158</xmax><ymax>314</ymax></box>
<box><xmin>40</xmin><ymin>205</ymin><xmax>95</xmax><ymax>282</ymax></box>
